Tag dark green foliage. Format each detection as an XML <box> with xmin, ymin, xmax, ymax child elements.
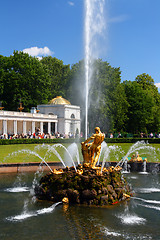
<box><xmin>0</xmin><ymin>138</ymin><xmax>80</xmax><ymax>145</ymax></box>
<box><xmin>0</xmin><ymin>51</ymin><xmax>51</xmax><ymax>111</ymax></box>
<box><xmin>123</xmin><ymin>73</ymin><xmax>160</xmax><ymax>133</ymax></box>
<box><xmin>67</xmin><ymin>59</ymin><xmax>128</xmax><ymax>133</ymax></box>
<box><xmin>1</xmin><ymin>137</ymin><xmax>160</xmax><ymax>145</ymax></box>
<box><xmin>1</xmin><ymin>51</ymin><xmax>160</xmax><ymax>134</ymax></box>
<box><xmin>40</xmin><ymin>56</ymin><xmax>71</xmax><ymax>99</ymax></box>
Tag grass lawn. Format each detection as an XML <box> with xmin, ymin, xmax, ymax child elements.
<box><xmin>0</xmin><ymin>143</ymin><xmax>72</xmax><ymax>164</ymax></box>
<box><xmin>105</xmin><ymin>143</ymin><xmax>160</xmax><ymax>163</ymax></box>
<box><xmin>0</xmin><ymin>142</ymin><xmax>160</xmax><ymax>164</ymax></box>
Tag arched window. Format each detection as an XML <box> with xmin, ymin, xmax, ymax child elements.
<box><xmin>71</xmin><ymin>114</ymin><xmax>75</xmax><ymax>119</ymax></box>
<box><xmin>70</xmin><ymin>114</ymin><xmax>75</xmax><ymax>133</ymax></box>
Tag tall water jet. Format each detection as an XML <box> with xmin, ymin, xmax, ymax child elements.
<box><xmin>84</xmin><ymin>0</ymin><xmax>105</xmax><ymax>139</ymax></box>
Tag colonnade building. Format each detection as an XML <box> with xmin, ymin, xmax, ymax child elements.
<box><xmin>0</xmin><ymin>96</ymin><xmax>81</xmax><ymax>137</ymax></box>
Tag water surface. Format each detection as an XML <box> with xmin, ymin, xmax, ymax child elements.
<box><xmin>0</xmin><ymin>172</ymin><xmax>160</xmax><ymax>240</ymax></box>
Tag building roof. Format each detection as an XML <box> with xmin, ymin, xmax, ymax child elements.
<box><xmin>48</xmin><ymin>96</ymin><xmax>71</xmax><ymax>105</ymax></box>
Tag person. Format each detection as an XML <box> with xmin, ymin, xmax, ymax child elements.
<box><xmin>81</xmin><ymin>127</ymin><xmax>104</xmax><ymax>168</ymax></box>
<box><xmin>117</xmin><ymin>132</ymin><xmax>122</xmax><ymax>138</ymax></box>
<box><xmin>110</xmin><ymin>133</ymin><xmax>113</xmax><ymax>138</ymax></box>
<box><xmin>143</xmin><ymin>132</ymin><xmax>148</xmax><ymax>138</ymax></box>
<box><xmin>28</xmin><ymin>129</ymin><xmax>31</xmax><ymax>138</ymax></box>
<box><xmin>140</xmin><ymin>132</ymin><xmax>143</xmax><ymax>138</ymax></box>
<box><xmin>155</xmin><ymin>132</ymin><xmax>159</xmax><ymax>138</ymax></box>
<box><xmin>149</xmin><ymin>132</ymin><xmax>153</xmax><ymax>138</ymax></box>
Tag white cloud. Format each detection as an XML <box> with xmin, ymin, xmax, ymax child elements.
<box><xmin>36</xmin><ymin>56</ymin><xmax>43</xmax><ymax>61</ymax></box>
<box><xmin>108</xmin><ymin>15</ymin><xmax>129</xmax><ymax>23</ymax></box>
<box><xmin>155</xmin><ymin>83</ymin><xmax>160</xmax><ymax>88</ymax></box>
<box><xmin>68</xmin><ymin>1</ymin><xmax>74</xmax><ymax>6</ymax></box>
<box><xmin>22</xmin><ymin>46</ymin><xmax>54</xmax><ymax>57</ymax></box>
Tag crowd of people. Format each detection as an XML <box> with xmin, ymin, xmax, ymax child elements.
<box><xmin>0</xmin><ymin>128</ymin><xmax>82</xmax><ymax>140</ymax></box>
<box><xmin>108</xmin><ymin>132</ymin><xmax>160</xmax><ymax>138</ymax></box>
<box><xmin>140</xmin><ymin>132</ymin><xmax>160</xmax><ymax>138</ymax></box>
<box><xmin>1</xmin><ymin>130</ymin><xmax>160</xmax><ymax>140</ymax></box>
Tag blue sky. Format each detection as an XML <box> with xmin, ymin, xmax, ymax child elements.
<box><xmin>1</xmin><ymin>0</ymin><xmax>160</xmax><ymax>88</ymax></box>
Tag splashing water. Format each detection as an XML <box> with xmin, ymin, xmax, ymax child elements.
<box><xmin>4</xmin><ymin>148</ymin><xmax>53</xmax><ymax>172</ymax></box>
<box><xmin>5</xmin><ymin>173</ymin><xmax>30</xmax><ymax>193</ymax></box>
<box><xmin>4</xmin><ymin>143</ymin><xmax>80</xmax><ymax>173</ymax></box>
<box><xmin>35</xmin><ymin>144</ymin><xmax>66</xmax><ymax>168</ymax></box>
<box><xmin>117</xmin><ymin>214</ymin><xmax>146</xmax><ymax>225</ymax></box>
<box><xmin>6</xmin><ymin>200</ymin><xmax>61</xmax><ymax>222</ymax></box>
<box><xmin>5</xmin><ymin>186</ymin><xmax>29</xmax><ymax>193</ymax></box>
<box><xmin>100</xmin><ymin>142</ymin><xmax>124</xmax><ymax>172</ymax></box>
<box><xmin>136</xmin><ymin>188</ymin><xmax>160</xmax><ymax>194</ymax></box>
<box><xmin>84</xmin><ymin>0</ymin><xmax>105</xmax><ymax>139</ymax></box>
<box><xmin>21</xmin><ymin>149</ymin><xmax>53</xmax><ymax>172</ymax></box>
<box><xmin>116</xmin><ymin>205</ymin><xmax>146</xmax><ymax>225</ymax></box>
<box><xmin>53</xmin><ymin>143</ymin><xmax>78</xmax><ymax>170</ymax></box>
<box><xmin>35</xmin><ymin>143</ymin><xmax>78</xmax><ymax>171</ymax></box>
<box><xmin>140</xmin><ymin>160</ymin><xmax>147</xmax><ymax>174</ymax></box>
<box><xmin>140</xmin><ymin>203</ymin><xmax>160</xmax><ymax>211</ymax></box>
<box><xmin>133</xmin><ymin>196</ymin><xmax>160</xmax><ymax>205</ymax></box>
<box><xmin>103</xmin><ymin>227</ymin><xmax>121</xmax><ymax>237</ymax></box>
<box><xmin>64</xmin><ymin>143</ymin><xmax>80</xmax><ymax>167</ymax></box>
<box><xmin>115</xmin><ymin>141</ymin><xmax>160</xmax><ymax>168</ymax></box>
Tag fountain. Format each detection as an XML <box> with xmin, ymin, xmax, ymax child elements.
<box><xmin>34</xmin><ymin>127</ymin><xmax>132</xmax><ymax>206</ymax></box>
<box><xmin>1</xmin><ymin>0</ymin><xmax>160</xmax><ymax>239</ymax></box>
<box><xmin>1</xmin><ymin>170</ymin><xmax>160</xmax><ymax>239</ymax></box>
<box><xmin>114</xmin><ymin>141</ymin><xmax>160</xmax><ymax>173</ymax></box>
<box><xmin>1</xmin><ymin>135</ymin><xmax>160</xmax><ymax>239</ymax></box>
<box><xmin>84</xmin><ymin>0</ymin><xmax>105</xmax><ymax>139</ymax></box>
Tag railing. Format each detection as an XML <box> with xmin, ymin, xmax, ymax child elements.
<box><xmin>0</xmin><ymin>110</ymin><xmax>57</xmax><ymax>119</ymax></box>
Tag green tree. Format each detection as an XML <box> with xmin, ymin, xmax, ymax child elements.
<box><xmin>68</xmin><ymin>59</ymin><xmax>128</xmax><ymax>133</ymax></box>
<box><xmin>123</xmin><ymin>78</ymin><xmax>160</xmax><ymax>133</ymax></box>
<box><xmin>0</xmin><ymin>55</ymin><xmax>5</xmax><ymax>99</ymax></box>
<box><xmin>135</xmin><ymin>73</ymin><xmax>155</xmax><ymax>88</ymax></box>
<box><xmin>88</xmin><ymin>59</ymin><xmax>128</xmax><ymax>133</ymax></box>
<box><xmin>67</xmin><ymin>60</ymin><xmax>85</xmax><ymax>107</ymax></box>
<box><xmin>135</xmin><ymin>73</ymin><xmax>160</xmax><ymax>132</ymax></box>
<box><xmin>0</xmin><ymin>51</ymin><xmax>51</xmax><ymax>111</ymax></box>
<box><xmin>40</xmin><ymin>56</ymin><xmax>71</xmax><ymax>99</ymax></box>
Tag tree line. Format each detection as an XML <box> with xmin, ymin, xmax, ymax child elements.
<box><xmin>0</xmin><ymin>51</ymin><xmax>160</xmax><ymax>135</ymax></box>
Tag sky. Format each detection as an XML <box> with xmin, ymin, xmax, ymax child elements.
<box><xmin>1</xmin><ymin>0</ymin><xmax>160</xmax><ymax>89</ymax></box>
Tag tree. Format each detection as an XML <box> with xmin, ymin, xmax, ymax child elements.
<box><xmin>88</xmin><ymin>59</ymin><xmax>128</xmax><ymax>133</ymax></box>
<box><xmin>136</xmin><ymin>73</ymin><xmax>160</xmax><ymax>132</ymax></box>
<box><xmin>0</xmin><ymin>51</ymin><xmax>51</xmax><ymax>111</ymax></box>
<box><xmin>123</xmin><ymin>78</ymin><xmax>160</xmax><ymax>133</ymax></box>
<box><xmin>135</xmin><ymin>73</ymin><xmax>155</xmax><ymax>88</ymax></box>
<box><xmin>40</xmin><ymin>56</ymin><xmax>71</xmax><ymax>99</ymax></box>
<box><xmin>0</xmin><ymin>55</ymin><xmax>5</xmax><ymax>99</ymax></box>
<box><xmin>68</xmin><ymin>59</ymin><xmax>128</xmax><ymax>133</ymax></box>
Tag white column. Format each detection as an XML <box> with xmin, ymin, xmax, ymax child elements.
<box><xmin>14</xmin><ymin>120</ymin><xmax>17</xmax><ymax>135</ymax></box>
<box><xmin>23</xmin><ymin>121</ymin><xmax>27</xmax><ymax>135</ymax></box>
<box><xmin>40</xmin><ymin>122</ymin><xmax>43</xmax><ymax>134</ymax></box>
<box><xmin>3</xmin><ymin>120</ymin><xmax>7</xmax><ymax>135</ymax></box>
<box><xmin>32</xmin><ymin>121</ymin><xmax>35</xmax><ymax>134</ymax></box>
<box><xmin>55</xmin><ymin>122</ymin><xmax>58</xmax><ymax>133</ymax></box>
<box><xmin>48</xmin><ymin>122</ymin><xmax>51</xmax><ymax>134</ymax></box>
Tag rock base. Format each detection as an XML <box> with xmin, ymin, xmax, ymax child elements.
<box><xmin>35</xmin><ymin>165</ymin><xmax>132</xmax><ymax>206</ymax></box>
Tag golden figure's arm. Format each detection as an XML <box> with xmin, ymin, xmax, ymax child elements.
<box><xmin>84</xmin><ymin>134</ymin><xmax>95</xmax><ymax>144</ymax></box>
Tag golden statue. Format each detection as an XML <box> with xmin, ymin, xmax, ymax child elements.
<box><xmin>81</xmin><ymin>127</ymin><xmax>104</xmax><ymax>168</ymax></box>
<box><xmin>128</xmin><ymin>152</ymin><xmax>147</xmax><ymax>163</ymax></box>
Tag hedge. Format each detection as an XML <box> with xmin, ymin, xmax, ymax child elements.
<box><xmin>104</xmin><ymin>138</ymin><xmax>160</xmax><ymax>144</ymax></box>
<box><xmin>0</xmin><ymin>138</ymin><xmax>80</xmax><ymax>145</ymax></box>
<box><xmin>0</xmin><ymin>137</ymin><xmax>160</xmax><ymax>145</ymax></box>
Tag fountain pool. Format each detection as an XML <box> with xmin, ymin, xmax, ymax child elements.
<box><xmin>1</xmin><ymin>172</ymin><xmax>160</xmax><ymax>239</ymax></box>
